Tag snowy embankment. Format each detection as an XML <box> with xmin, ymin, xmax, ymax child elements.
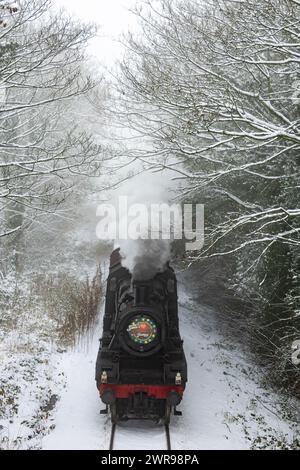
<box><xmin>41</xmin><ymin>274</ymin><xmax>298</xmax><ymax>450</ymax></box>
<box><xmin>0</xmin><ymin>209</ymin><xmax>107</xmax><ymax>450</ymax></box>
<box><xmin>0</xmin><ymin>298</ymin><xmax>66</xmax><ymax>450</ymax></box>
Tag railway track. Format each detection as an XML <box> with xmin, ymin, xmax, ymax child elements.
<box><xmin>109</xmin><ymin>423</ymin><xmax>117</xmax><ymax>450</ymax></box>
<box><xmin>109</xmin><ymin>423</ymin><xmax>172</xmax><ymax>451</ymax></box>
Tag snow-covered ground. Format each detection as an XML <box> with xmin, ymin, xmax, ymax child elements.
<box><xmin>40</xmin><ymin>275</ymin><xmax>298</xmax><ymax>450</ymax></box>
<box><xmin>1</xmin><ymin>223</ymin><xmax>297</xmax><ymax>450</ymax></box>
<box><xmin>0</xmin><ymin>319</ymin><xmax>65</xmax><ymax>450</ymax></box>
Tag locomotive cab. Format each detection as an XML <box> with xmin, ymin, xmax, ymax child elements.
<box><xmin>95</xmin><ymin>248</ymin><xmax>187</xmax><ymax>424</ymax></box>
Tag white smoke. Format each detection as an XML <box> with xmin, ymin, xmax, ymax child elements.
<box><xmin>113</xmin><ymin>172</ymin><xmax>176</xmax><ymax>280</ymax></box>
<box><xmin>120</xmin><ymin>238</ymin><xmax>171</xmax><ymax>280</ymax></box>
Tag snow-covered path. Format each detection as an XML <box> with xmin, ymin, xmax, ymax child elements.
<box><xmin>42</xmin><ymin>335</ymin><xmax>103</xmax><ymax>450</ymax></box>
<box><xmin>42</xmin><ymin>277</ymin><xmax>296</xmax><ymax>450</ymax></box>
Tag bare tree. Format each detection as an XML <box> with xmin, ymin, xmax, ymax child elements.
<box><xmin>0</xmin><ymin>0</ymin><xmax>103</xmax><ymax>272</ymax></box>
<box><xmin>117</xmin><ymin>0</ymin><xmax>299</xmax><ymax>256</ymax></box>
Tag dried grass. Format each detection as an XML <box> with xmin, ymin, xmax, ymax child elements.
<box><xmin>30</xmin><ymin>267</ymin><xmax>103</xmax><ymax>346</ymax></box>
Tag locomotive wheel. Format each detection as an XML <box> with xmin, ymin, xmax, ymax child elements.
<box><xmin>110</xmin><ymin>403</ymin><xmax>118</xmax><ymax>424</ymax></box>
<box><xmin>164</xmin><ymin>403</ymin><xmax>171</xmax><ymax>425</ymax></box>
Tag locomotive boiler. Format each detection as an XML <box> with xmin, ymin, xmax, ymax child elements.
<box><xmin>95</xmin><ymin>248</ymin><xmax>187</xmax><ymax>425</ymax></box>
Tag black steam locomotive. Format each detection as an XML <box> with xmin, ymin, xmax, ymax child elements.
<box><xmin>95</xmin><ymin>248</ymin><xmax>187</xmax><ymax>424</ymax></box>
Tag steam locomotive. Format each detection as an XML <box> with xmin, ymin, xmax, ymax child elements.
<box><xmin>95</xmin><ymin>248</ymin><xmax>187</xmax><ymax>424</ymax></box>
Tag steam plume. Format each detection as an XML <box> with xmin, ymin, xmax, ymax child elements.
<box><xmin>115</xmin><ymin>172</ymin><xmax>175</xmax><ymax>280</ymax></box>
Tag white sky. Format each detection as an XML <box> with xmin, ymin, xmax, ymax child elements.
<box><xmin>53</xmin><ymin>0</ymin><xmax>138</xmax><ymax>66</ymax></box>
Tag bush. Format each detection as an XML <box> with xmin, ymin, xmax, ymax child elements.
<box><xmin>30</xmin><ymin>268</ymin><xmax>103</xmax><ymax>345</ymax></box>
